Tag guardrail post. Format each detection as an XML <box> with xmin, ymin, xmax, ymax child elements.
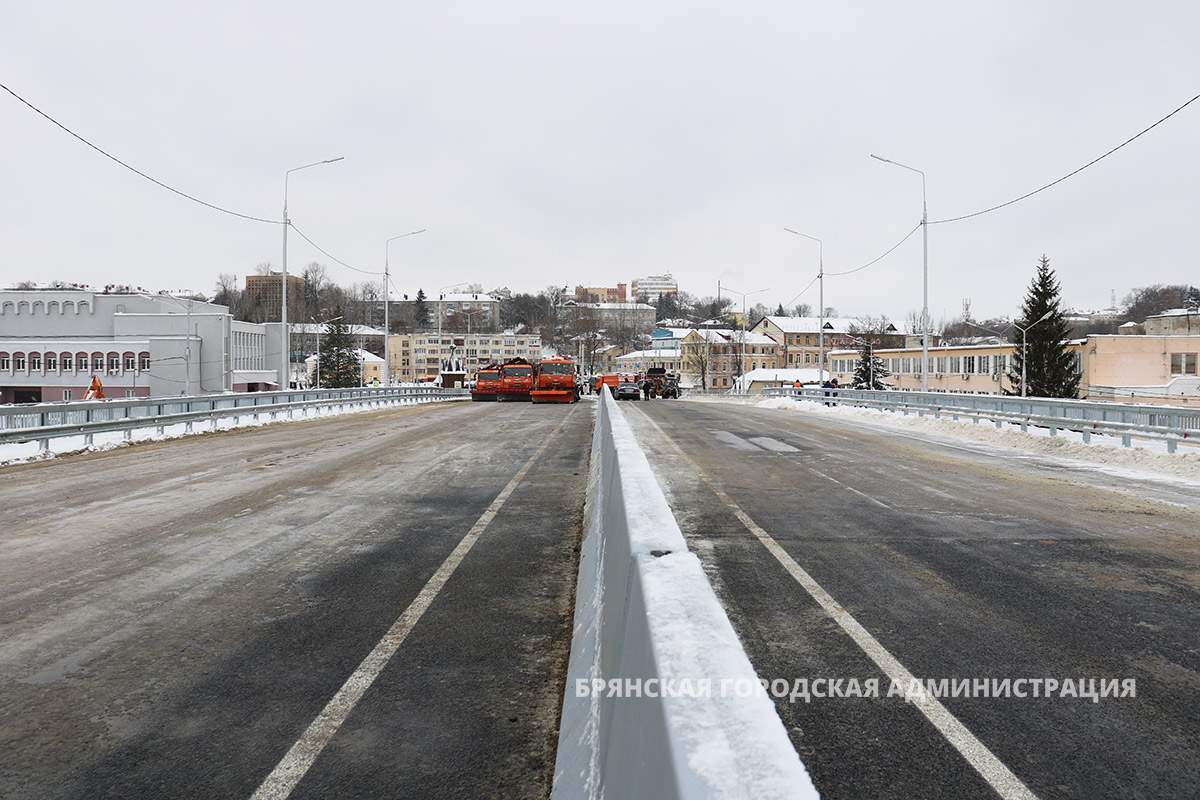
<box><xmin>1121</xmin><ymin>434</ymin><xmax>1131</xmax><ymax>448</ymax></box>
<box><xmin>1082</xmin><ymin>430</ymin><xmax>1091</xmax><ymax>444</ymax></box>
<box><xmin>84</xmin><ymin>433</ymin><xmax>93</xmax><ymax>446</ymax></box>
<box><xmin>39</xmin><ymin>438</ymin><xmax>49</xmax><ymax>453</ymax></box>
<box><xmin>1168</xmin><ymin>439</ymin><xmax>1178</xmax><ymax>454</ymax></box>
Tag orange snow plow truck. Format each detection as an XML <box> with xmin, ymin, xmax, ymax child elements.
<box><xmin>530</xmin><ymin>356</ymin><xmax>580</xmax><ymax>403</ymax></box>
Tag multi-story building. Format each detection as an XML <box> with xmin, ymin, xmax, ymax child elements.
<box><xmin>679</xmin><ymin>328</ymin><xmax>783</xmax><ymax>390</ymax></box>
<box><xmin>574</xmin><ymin>284</ymin><xmax>627</xmax><ymax>304</ymax></box>
<box><xmin>387</xmin><ymin>331</ymin><xmax>542</xmax><ymax>382</ymax></box>
<box><xmin>245</xmin><ymin>272</ymin><xmax>306</xmax><ymax>324</ymax></box>
<box><xmin>560</xmin><ymin>302</ymin><xmax>657</xmax><ymax>336</ymax></box>
<box><xmin>630</xmin><ymin>274</ymin><xmax>678</xmax><ymax>304</ymax></box>
<box><xmin>394</xmin><ymin>292</ymin><xmax>503</xmax><ymax>331</ymax></box>
<box><xmin>753</xmin><ymin>316</ymin><xmax>901</xmax><ymax>370</ymax></box>
<box><xmin>0</xmin><ymin>289</ymin><xmax>280</xmax><ymax>402</ymax></box>
<box><xmin>827</xmin><ymin>333</ymin><xmax>1200</xmax><ymax>404</ymax></box>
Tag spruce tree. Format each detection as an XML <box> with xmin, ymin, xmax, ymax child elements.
<box><xmin>852</xmin><ymin>341</ymin><xmax>889</xmax><ymax>389</ymax></box>
<box><xmin>317</xmin><ymin>310</ymin><xmax>362</xmax><ymax>387</ymax></box>
<box><xmin>413</xmin><ymin>289</ymin><xmax>430</xmax><ymax>329</ymax></box>
<box><xmin>1008</xmin><ymin>256</ymin><xmax>1080</xmax><ymax>398</ymax></box>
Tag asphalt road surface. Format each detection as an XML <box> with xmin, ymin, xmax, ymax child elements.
<box><xmin>0</xmin><ymin>399</ymin><xmax>591</xmax><ymax>799</ymax></box>
<box><xmin>620</xmin><ymin>396</ymin><xmax>1200</xmax><ymax>800</ymax></box>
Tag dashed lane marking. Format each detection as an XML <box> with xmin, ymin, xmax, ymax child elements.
<box><xmin>629</xmin><ymin>404</ymin><xmax>1040</xmax><ymax>800</ymax></box>
<box><xmin>250</xmin><ymin>408</ymin><xmax>579</xmax><ymax>800</ymax></box>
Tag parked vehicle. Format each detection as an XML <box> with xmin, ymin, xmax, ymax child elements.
<box><xmin>615</xmin><ymin>380</ymin><xmax>641</xmax><ymax>401</ymax></box>
<box><xmin>531</xmin><ymin>356</ymin><xmax>580</xmax><ymax>403</ymax></box>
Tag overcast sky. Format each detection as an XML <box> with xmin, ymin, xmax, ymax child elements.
<box><xmin>2</xmin><ymin>1</ymin><xmax>1197</xmax><ymax>326</ymax></box>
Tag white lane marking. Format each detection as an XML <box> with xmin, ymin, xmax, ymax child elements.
<box><xmin>807</xmin><ymin>467</ymin><xmax>892</xmax><ymax>510</ymax></box>
<box><xmin>710</xmin><ymin>429</ymin><xmax>762</xmax><ymax>451</ymax></box>
<box><xmin>633</xmin><ymin>407</ymin><xmax>1039</xmax><ymax>800</ymax></box>
<box><xmin>747</xmin><ymin>436</ymin><xmax>800</xmax><ymax>452</ymax></box>
<box><xmin>250</xmin><ymin>410</ymin><xmax>576</xmax><ymax>800</ymax></box>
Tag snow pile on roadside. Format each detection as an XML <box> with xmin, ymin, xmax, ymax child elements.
<box><xmin>755</xmin><ymin>396</ymin><xmax>1200</xmax><ymax>483</ymax></box>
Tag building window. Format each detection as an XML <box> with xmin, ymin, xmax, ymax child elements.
<box><xmin>108</xmin><ymin>355</ymin><xmax>121</xmax><ymax>373</ymax></box>
<box><xmin>1171</xmin><ymin>353</ymin><xmax>1198</xmax><ymax>375</ymax></box>
<box><xmin>14</xmin><ymin>353</ymin><xmax>26</xmax><ymax>370</ymax></box>
<box><xmin>92</xmin><ymin>354</ymin><xmax>104</xmax><ymax>372</ymax></box>
<box><xmin>124</xmin><ymin>355</ymin><xmax>136</xmax><ymax>371</ymax></box>
<box><xmin>46</xmin><ymin>353</ymin><xmax>57</xmax><ymax>371</ymax></box>
<box><xmin>0</xmin><ymin>354</ymin><xmax>9</xmax><ymax>371</ymax></box>
<box><xmin>62</xmin><ymin>389</ymin><xmax>72</xmax><ymax>401</ymax></box>
<box><xmin>140</xmin><ymin>353</ymin><xmax>151</xmax><ymax>370</ymax></box>
<box><xmin>964</xmin><ymin>356</ymin><xmax>976</xmax><ymax>374</ymax></box>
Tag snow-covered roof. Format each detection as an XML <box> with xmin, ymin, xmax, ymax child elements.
<box><xmin>757</xmin><ymin>316</ymin><xmax>861</xmax><ymax>334</ymax></box>
<box><xmin>616</xmin><ymin>348</ymin><xmax>680</xmax><ymax>361</ymax></box>
<box><xmin>305</xmin><ymin>348</ymin><xmax>383</xmax><ymax>364</ymax></box>
<box><xmin>686</xmin><ymin>328</ymin><xmax>779</xmax><ymax>346</ymax></box>
<box><xmin>292</xmin><ymin>323</ymin><xmax>387</xmax><ymax>336</ymax></box>
<box><xmin>432</xmin><ymin>292</ymin><xmax>500</xmax><ymax>303</ymax></box>
<box><xmin>567</xmin><ymin>301</ymin><xmax>656</xmax><ymax>311</ymax></box>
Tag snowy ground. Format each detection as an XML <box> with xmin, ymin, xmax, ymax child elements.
<box><xmin>686</xmin><ymin>394</ymin><xmax>1200</xmax><ymax>485</ymax></box>
<box><xmin>0</xmin><ymin>397</ymin><xmax>464</xmax><ymax>468</ymax></box>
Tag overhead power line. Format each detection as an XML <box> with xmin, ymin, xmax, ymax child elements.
<box><xmin>930</xmin><ymin>91</ymin><xmax>1200</xmax><ymax>225</ymax></box>
<box><xmin>826</xmin><ymin>223</ymin><xmax>923</xmax><ymax>276</ymax></box>
<box><xmin>288</xmin><ymin>223</ymin><xmax>381</xmax><ymax>276</ymax></box>
<box><xmin>1</xmin><ymin>81</ymin><xmax>282</xmax><ymax>225</ymax></box>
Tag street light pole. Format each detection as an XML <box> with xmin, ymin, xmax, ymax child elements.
<box><xmin>784</xmin><ymin>228</ymin><xmax>824</xmax><ymax>380</ymax></box>
<box><xmin>384</xmin><ymin>229</ymin><xmax>426</xmax><ymax>386</ymax></box>
<box><xmin>722</xmin><ymin>285</ymin><xmax>769</xmax><ymax>393</ymax></box>
<box><xmin>871</xmin><ymin>154</ymin><xmax>928</xmax><ymax>392</ymax></box>
<box><xmin>282</xmin><ymin>156</ymin><xmax>343</xmax><ymax>390</ymax></box>
<box><xmin>1015</xmin><ymin>309</ymin><xmax>1054</xmax><ymax>398</ymax></box>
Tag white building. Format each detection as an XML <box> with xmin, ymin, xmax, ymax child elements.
<box><xmin>630</xmin><ymin>274</ymin><xmax>678</xmax><ymax>304</ymax></box>
<box><xmin>0</xmin><ymin>289</ymin><xmax>280</xmax><ymax>402</ymax></box>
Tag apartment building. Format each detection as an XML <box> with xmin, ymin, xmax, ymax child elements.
<box><xmin>574</xmin><ymin>284</ymin><xmax>628</xmax><ymax>303</ymax></box>
<box><xmin>245</xmin><ymin>272</ymin><xmax>305</xmax><ymax>323</ymax></box>
<box><xmin>387</xmin><ymin>331</ymin><xmax>542</xmax><ymax>382</ymax></box>
<box><xmin>630</xmin><ymin>274</ymin><xmax>678</xmax><ymax>304</ymax></box>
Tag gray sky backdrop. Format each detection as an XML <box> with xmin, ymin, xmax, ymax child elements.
<box><xmin>2</xmin><ymin>1</ymin><xmax>1197</xmax><ymax>325</ymax></box>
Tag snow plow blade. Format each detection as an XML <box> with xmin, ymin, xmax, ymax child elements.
<box><xmin>530</xmin><ymin>389</ymin><xmax>576</xmax><ymax>404</ymax></box>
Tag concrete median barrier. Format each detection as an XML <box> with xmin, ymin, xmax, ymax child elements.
<box><xmin>553</xmin><ymin>391</ymin><xmax>818</xmax><ymax>799</ymax></box>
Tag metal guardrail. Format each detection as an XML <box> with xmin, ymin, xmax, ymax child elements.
<box><xmin>0</xmin><ymin>386</ymin><xmax>468</xmax><ymax>451</ymax></box>
<box><xmin>760</xmin><ymin>387</ymin><xmax>1200</xmax><ymax>453</ymax></box>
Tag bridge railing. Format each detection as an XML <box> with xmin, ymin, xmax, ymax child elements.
<box><xmin>760</xmin><ymin>387</ymin><xmax>1200</xmax><ymax>453</ymax></box>
<box><xmin>0</xmin><ymin>386</ymin><xmax>468</xmax><ymax>450</ymax></box>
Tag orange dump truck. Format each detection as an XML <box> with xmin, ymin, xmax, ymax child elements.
<box><xmin>530</xmin><ymin>356</ymin><xmax>580</xmax><ymax>403</ymax></box>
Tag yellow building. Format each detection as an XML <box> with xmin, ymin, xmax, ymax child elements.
<box><xmin>828</xmin><ymin>334</ymin><xmax>1200</xmax><ymax>404</ymax></box>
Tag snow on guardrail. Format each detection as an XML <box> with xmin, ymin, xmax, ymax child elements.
<box><xmin>553</xmin><ymin>390</ymin><xmax>817</xmax><ymax>799</ymax></box>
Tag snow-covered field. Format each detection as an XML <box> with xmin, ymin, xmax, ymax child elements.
<box><xmin>692</xmin><ymin>394</ymin><xmax>1200</xmax><ymax>485</ymax></box>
